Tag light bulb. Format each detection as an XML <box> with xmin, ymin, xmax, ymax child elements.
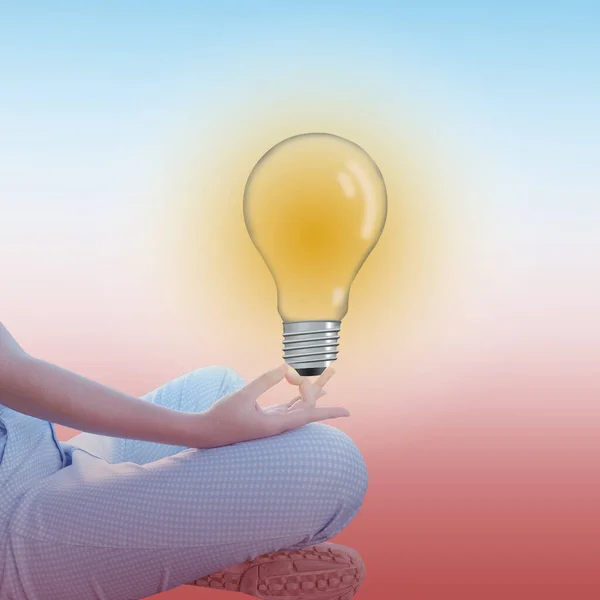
<box><xmin>244</xmin><ymin>132</ymin><xmax>387</xmax><ymax>375</ymax></box>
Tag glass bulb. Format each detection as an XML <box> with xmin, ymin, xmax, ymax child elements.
<box><xmin>244</xmin><ymin>132</ymin><xmax>387</xmax><ymax>375</ymax></box>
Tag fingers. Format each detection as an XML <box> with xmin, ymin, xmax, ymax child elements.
<box><xmin>284</xmin><ymin>366</ymin><xmax>336</xmax><ymax>409</ymax></box>
<box><xmin>243</xmin><ymin>364</ymin><xmax>288</xmax><ymax>399</ymax></box>
<box><xmin>285</xmin><ymin>395</ymin><xmax>302</xmax><ymax>409</ymax></box>
<box><xmin>284</xmin><ymin>366</ymin><xmax>304</xmax><ymax>386</ymax></box>
<box><xmin>285</xmin><ymin>388</ymin><xmax>326</xmax><ymax>409</ymax></box>
<box><xmin>282</xmin><ymin>405</ymin><xmax>350</xmax><ymax>430</ymax></box>
<box><xmin>315</xmin><ymin>367</ymin><xmax>336</xmax><ymax>388</ymax></box>
<box><xmin>285</xmin><ymin>365</ymin><xmax>336</xmax><ymax>389</ymax></box>
<box><xmin>250</xmin><ymin>363</ymin><xmax>337</xmax><ymax>408</ymax></box>
<box><xmin>299</xmin><ymin>378</ymin><xmax>318</xmax><ymax>406</ymax></box>
<box><xmin>308</xmin><ymin>406</ymin><xmax>350</xmax><ymax>421</ymax></box>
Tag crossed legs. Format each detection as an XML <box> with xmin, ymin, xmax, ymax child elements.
<box><xmin>2</xmin><ymin>367</ymin><xmax>368</xmax><ymax>600</ymax></box>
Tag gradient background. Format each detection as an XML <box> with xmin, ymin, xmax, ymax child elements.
<box><xmin>1</xmin><ymin>2</ymin><xmax>599</xmax><ymax>599</ymax></box>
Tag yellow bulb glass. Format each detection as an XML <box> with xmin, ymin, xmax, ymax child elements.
<box><xmin>244</xmin><ymin>133</ymin><xmax>387</xmax><ymax>374</ymax></box>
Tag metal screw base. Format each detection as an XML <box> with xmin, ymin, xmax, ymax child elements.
<box><xmin>282</xmin><ymin>320</ymin><xmax>341</xmax><ymax>376</ymax></box>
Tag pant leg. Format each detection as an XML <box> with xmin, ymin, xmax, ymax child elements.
<box><xmin>2</xmin><ymin>370</ymin><xmax>368</xmax><ymax>600</ymax></box>
<box><xmin>65</xmin><ymin>366</ymin><xmax>245</xmax><ymax>464</ymax></box>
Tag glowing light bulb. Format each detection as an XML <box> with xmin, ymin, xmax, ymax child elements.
<box><xmin>244</xmin><ymin>133</ymin><xmax>387</xmax><ymax>375</ymax></box>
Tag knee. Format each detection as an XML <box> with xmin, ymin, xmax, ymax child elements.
<box><xmin>190</xmin><ymin>365</ymin><xmax>246</xmax><ymax>399</ymax></box>
<box><xmin>216</xmin><ymin>366</ymin><xmax>246</xmax><ymax>396</ymax></box>
<box><xmin>300</xmin><ymin>423</ymin><xmax>368</xmax><ymax>515</ymax></box>
<box><xmin>325</xmin><ymin>424</ymin><xmax>368</xmax><ymax>509</ymax></box>
<box><xmin>280</xmin><ymin>423</ymin><xmax>367</xmax><ymax>546</ymax></box>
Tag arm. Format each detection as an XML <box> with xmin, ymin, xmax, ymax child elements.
<box><xmin>0</xmin><ymin>321</ymin><xmax>348</xmax><ymax>449</ymax></box>
<box><xmin>0</xmin><ymin>352</ymin><xmax>196</xmax><ymax>447</ymax></box>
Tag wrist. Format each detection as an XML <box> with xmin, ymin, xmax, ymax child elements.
<box><xmin>165</xmin><ymin>409</ymin><xmax>209</xmax><ymax>448</ymax></box>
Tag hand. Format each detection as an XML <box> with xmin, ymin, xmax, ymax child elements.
<box><xmin>187</xmin><ymin>364</ymin><xmax>348</xmax><ymax>449</ymax></box>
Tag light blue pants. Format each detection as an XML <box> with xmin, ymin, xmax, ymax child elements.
<box><xmin>0</xmin><ymin>366</ymin><xmax>368</xmax><ymax>599</ymax></box>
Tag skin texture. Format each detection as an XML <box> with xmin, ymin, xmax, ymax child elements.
<box><xmin>0</xmin><ymin>321</ymin><xmax>349</xmax><ymax>449</ymax></box>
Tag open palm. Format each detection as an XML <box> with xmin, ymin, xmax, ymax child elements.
<box><xmin>191</xmin><ymin>364</ymin><xmax>347</xmax><ymax>449</ymax></box>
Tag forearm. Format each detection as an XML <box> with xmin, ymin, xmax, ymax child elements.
<box><xmin>0</xmin><ymin>354</ymin><xmax>196</xmax><ymax>446</ymax></box>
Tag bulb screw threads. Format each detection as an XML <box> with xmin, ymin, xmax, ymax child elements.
<box><xmin>282</xmin><ymin>320</ymin><xmax>341</xmax><ymax>376</ymax></box>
